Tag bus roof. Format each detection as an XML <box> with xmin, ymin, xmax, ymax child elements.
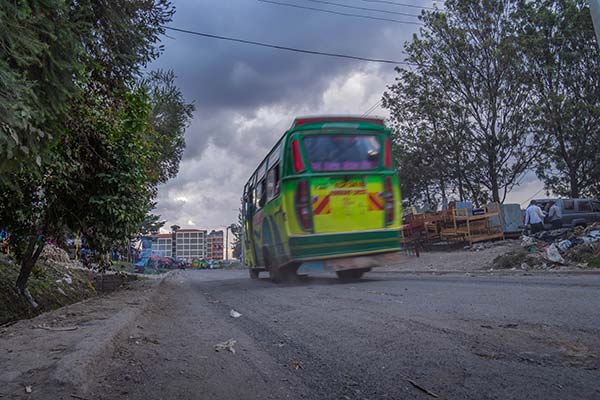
<box><xmin>290</xmin><ymin>115</ymin><xmax>385</xmax><ymax>129</ymax></box>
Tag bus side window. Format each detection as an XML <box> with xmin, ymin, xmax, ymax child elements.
<box><xmin>266</xmin><ymin>163</ymin><xmax>280</xmax><ymax>201</ymax></box>
<box><xmin>257</xmin><ymin>179</ymin><xmax>267</xmax><ymax>208</ymax></box>
<box><xmin>245</xmin><ymin>189</ymin><xmax>254</xmax><ymax>218</ymax></box>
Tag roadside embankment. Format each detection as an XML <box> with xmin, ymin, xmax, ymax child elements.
<box><xmin>0</xmin><ymin>269</ymin><xmax>173</xmax><ymax>399</ymax></box>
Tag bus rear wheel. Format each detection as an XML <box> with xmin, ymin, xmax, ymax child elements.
<box><xmin>249</xmin><ymin>269</ymin><xmax>260</xmax><ymax>279</ymax></box>
<box><xmin>336</xmin><ymin>268</ymin><xmax>370</xmax><ymax>282</ymax></box>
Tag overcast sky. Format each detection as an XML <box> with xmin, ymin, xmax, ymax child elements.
<box><xmin>150</xmin><ymin>0</ymin><xmax>543</xmax><ymax>241</ymax></box>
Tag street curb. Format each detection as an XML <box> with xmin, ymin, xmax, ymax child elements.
<box><xmin>50</xmin><ymin>270</ymin><xmax>176</xmax><ymax>393</ymax></box>
<box><xmin>370</xmin><ymin>269</ymin><xmax>600</xmax><ymax>276</ymax></box>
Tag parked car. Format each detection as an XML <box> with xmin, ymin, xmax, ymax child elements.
<box><xmin>534</xmin><ymin>198</ymin><xmax>600</xmax><ymax>228</ymax></box>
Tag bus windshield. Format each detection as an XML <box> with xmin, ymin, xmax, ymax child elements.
<box><xmin>302</xmin><ymin>134</ymin><xmax>381</xmax><ymax>172</ymax></box>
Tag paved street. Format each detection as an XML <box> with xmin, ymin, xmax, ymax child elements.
<box><xmin>90</xmin><ymin>269</ymin><xmax>600</xmax><ymax>400</ymax></box>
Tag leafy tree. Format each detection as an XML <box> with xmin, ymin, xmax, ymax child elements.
<box><xmin>386</xmin><ymin>0</ymin><xmax>538</xmax><ymax>205</ymax></box>
<box><xmin>141</xmin><ymin>69</ymin><xmax>195</xmax><ymax>183</ymax></box>
<box><xmin>518</xmin><ymin>0</ymin><xmax>600</xmax><ymax>198</ymax></box>
<box><xmin>139</xmin><ymin>213</ymin><xmax>166</xmax><ymax>235</ymax></box>
<box><xmin>231</xmin><ymin>210</ymin><xmax>243</xmax><ymax>260</ymax></box>
<box><xmin>0</xmin><ymin>87</ymin><xmax>163</xmax><ymax>293</ymax></box>
<box><xmin>0</xmin><ymin>0</ymin><xmax>174</xmax><ymax>172</ymax></box>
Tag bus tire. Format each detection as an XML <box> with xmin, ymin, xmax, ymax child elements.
<box><xmin>263</xmin><ymin>248</ymin><xmax>281</xmax><ymax>283</ymax></box>
<box><xmin>249</xmin><ymin>269</ymin><xmax>260</xmax><ymax>279</ymax></box>
<box><xmin>336</xmin><ymin>268</ymin><xmax>370</xmax><ymax>282</ymax></box>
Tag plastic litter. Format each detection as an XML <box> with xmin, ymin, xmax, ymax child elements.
<box><xmin>229</xmin><ymin>309</ymin><xmax>242</xmax><ymax>318</ymax></box>
<box><xmin>521</xmin><ymin>236</ymin><xmax>536</xmax><ymax>247</ymax></box>
<box><xmin>25</xmin><ymin>385</ymin><xmax>32</xmax><ymax>394</ymax></box>
<box><xmin>556</xmin><ymin>240</ymin><xmax>573</xmax><ymax>253</ymax></box>
<box><xmin>215</xmin><ymin>339</ymin><xmax>237</xmax><ymax>353</ymax></box>
<box><xmin>544</xmin><ymin>244</ymin><xmax>565</xmax><ymax>264</ymax></box>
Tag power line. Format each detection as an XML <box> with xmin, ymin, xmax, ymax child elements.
<box><xmin>258</xmin><ymin>0</ymin><xmax>424</xmax><ymax>25</ymax></box>
<box><xmin>362</xmin><ymin>99</ymin><xmax>383</xmax><ymax>116</ymax></box>
<box><xmin>298</xmin><ymin>0</ymin><xmax>422</xmax><ymax>18</ymax></box>
<box><xmin>162</xmin><ymin>26</ymin><xmax>415</xmax><ymax>65</ymax></box>
<box><xmin>359</xmin><ymin>0</ymin><xmax>436</xmax><ymax>10</ymax></box>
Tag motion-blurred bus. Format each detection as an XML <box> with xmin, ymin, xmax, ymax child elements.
<box><xmin>242</xmin><ymin>116</ymin><xmax>402</xmax><ymax>281</ymax></box>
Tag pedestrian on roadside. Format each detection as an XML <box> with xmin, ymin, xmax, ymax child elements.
<box><xmin>525</xmin><ymin>200</ymin><xmax>545</xmax><ymax>234</ymax></box>
<box><xmin>548</xmin><ymin>201</ymin><xmax>562</xmax><ymax>230</ymax></box>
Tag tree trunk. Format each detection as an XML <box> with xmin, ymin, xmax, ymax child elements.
<box><xmin>15</xmin><ymin>239</ymin><xmax>45</xmax><ymax>293</ymax></box>
<box><xmin>490</xmin><ymin>169</ymin><xmax>501</xmax><ymax>204</ymax></box>
<box><xmin>569</xmin><ymin>170</ymin><xmax>579</xmax><ymax>198</ymax></box>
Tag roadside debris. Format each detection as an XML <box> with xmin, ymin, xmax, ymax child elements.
<box><xmin>544</xmin><ymin>244</ymin><xmax>565</xmax><ymax>265</ymax></box>
<box><xmin>25</xmin><ymin>385</ymin><xmax>32</xmax><ymax>394</ymax></box>
<box><xmin>291</xmin><ymin>360</ymin><xmax>303</xmax><ymax>370</ymax></box>
<box><xmin>229</xmin><ymin>309</ymin><xmax>242</xmax><ymax>318</ymax></box>
<box><xmin>407</xmin><ymin>379</ymin><xmax>439</xmax><ymax>398</ymax></box>
<box><xmin>215</xmin><ymin>339</ymin><xmax>237</xmax><ymax>353</ymax></box>
<box><xmin>493</xmin><ymin>223</ymin><xmax>600</xmax><ymax>270</ymax></box>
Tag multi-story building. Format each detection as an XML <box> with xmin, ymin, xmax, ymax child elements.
<box><xmin>150</xmin><ymin>229</ymin><xmax>207</xmax><ymax>260</ymax></box>
<box><xmin>206</xmin><ymin>230</ymin><xmax>224</xmax><ymax>261</ymax></box>
<box><xmin>151</xmin><ymin>234</ymin><xmax>173</xmax><ymax>257</ymax></box>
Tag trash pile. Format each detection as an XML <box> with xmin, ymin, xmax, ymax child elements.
<box><xmin>493</xmin><ymin>223</ymin><xmax>600</xmax><ymax>270</ymax></box>
<box><xmin>40</xmin><ymin>244</ymin><xmax>72</xmax><ymax>265</ymax></box>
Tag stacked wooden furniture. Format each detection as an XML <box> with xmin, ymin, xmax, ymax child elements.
<box><xmin>441</xmin><ymin>202</ymin><xmax>505</xmax><ymax>245</ymax></box>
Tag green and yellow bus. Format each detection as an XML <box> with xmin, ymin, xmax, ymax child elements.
<box><xmin>242</xmin><ymin>116</ymin><xmax>402</xmax><ymax>281</ymax></box>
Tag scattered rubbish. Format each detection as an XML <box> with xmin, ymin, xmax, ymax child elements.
<box><xmin>407</xmin><ymin>379</ymin><xmax>439</xmax><ymax>398</ymax></box>
<box><xmin>520</xmin><ymin>236</ymin><xmax>536</xmax><ymax>247</ymax></box>
<box><xmin>291</xmin><ymin>360</ymin><xmax>303</xmax><ymax>370</ymax></box>
<box><xmin>520</xmin><ymin>263</ymin><xmax>530</xmax><ymax>270</ymax></box>
<box><xmin>215</xmin><ymin>339</ymin><xmax>237</xmax><ymax>353</ymax></box>
<box><xmin>544</xmin><ymin>244</ymin><xmax>566</xmax><ymax>265</ymax></box>
<box><xmin>229</xmin><ymin>309</ymin><xmax>242</xmax><ymax>318</ymax></box>
<box><xmin>33</xmin><ymin>324</ymin><xmax>78</xmax><ymax>332</ymax></box>
<box><xmin>557</xmin><ymin>240</ymin><xmax>573</xmax><ymax>253</ymax></box>
<box><xmin>25</xmin><ymin>385</ymin><xmax>32</xmax><ymax>394</ymax></box>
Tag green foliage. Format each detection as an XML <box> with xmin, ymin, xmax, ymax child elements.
<box><xmin>517</xmin><ymin>0</ymin><xmax>600</xmax><ymax>198</ymax></box>
<box><xmin>385</xmin><ymin>0</ymin><xmax>600</xmax><ymax>206</ymax></box>
<box><xmin>139</xmin><ymin>213</ymin><xmax>166</xmax><ymax>235</ymax></box>
<box><xmin>0</xmin><ymin>0</ymin><xmax>174</xmax><ymax>172</ymax></box>
<box><xmin>141</xmin><ymin>69</ymin><xmax>195</xmax><ymax>183</ymax></box>
<box><xmin>0</xmin><ymin>0</ymin><xmax>80</xmax><ymax>168</ymax></box>
<box><xmin>231</xmin><ymin>211</ymin><xmax>243</xmax><ymax>260</ymax></box>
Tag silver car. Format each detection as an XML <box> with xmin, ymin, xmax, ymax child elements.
<box><xmin>535</xmin><ymin>198</ymin><xmax>600</xmax><ymax>228</ymax></box>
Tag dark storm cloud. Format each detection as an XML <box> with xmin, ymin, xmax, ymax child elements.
<box><xmin>149</xmin><ymin>0</ymin><xmax>425</xmax><ymax>233</ymax></box>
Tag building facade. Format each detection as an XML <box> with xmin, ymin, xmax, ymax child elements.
<box><xmin>206</xmin><ymin>230</ymin><xmax>224</xmax><ymax>261</ymax></box>
<box><xmin>150</xmin><ymin>229</ymin><xmax>207</xmax><ymax>260</ymax></box>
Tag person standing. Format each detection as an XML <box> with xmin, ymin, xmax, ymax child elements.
<box><xmin>525</xmin><ymin>200</ymin><xmax>545</xmax><ymax>234</ymax></box>
<box><xmin>548</xmin><ymin>201</ymin><xmax>563</xmax><ymax>230</ymax></box>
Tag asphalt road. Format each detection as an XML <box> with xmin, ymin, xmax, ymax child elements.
<box><xmin>90</xmin><ymin>269</ymin><xmax>600</xmax><ymax>400</ymax></box>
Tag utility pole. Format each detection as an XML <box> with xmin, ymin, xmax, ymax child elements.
<box><xmin>592</xmin><ymin>0</ymin><xmax>600</xmax><ymax>47</ymax></box>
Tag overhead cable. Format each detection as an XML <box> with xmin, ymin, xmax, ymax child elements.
<box><xmin>162</xmin><ymin>26</ymin><xmax>415</xmax><ymax>65</ymax></box>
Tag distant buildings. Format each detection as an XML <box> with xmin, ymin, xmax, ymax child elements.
<box><xmin>149</xmin><ymin>228</ymin><xmax>223</xmax><ymax>261</ymax></box>
<box><xmin>206</xmin><ymin>230</ymin><xmax>224</xmax><ymax>261</ymax></box>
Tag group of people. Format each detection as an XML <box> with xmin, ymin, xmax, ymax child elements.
<box><xmin>525</xmin><ymin>200</ymin><xmax>562</xmax><ymax>234</ymax></box>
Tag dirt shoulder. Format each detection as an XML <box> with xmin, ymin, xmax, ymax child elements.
<box><xmin>377</xmin><ymin>238</ymin><xmax>600</xmax><ymax>274</ymax></box>
<box><xmin>0</xmin><ymin>275</ymin><xmax>164</xmax><ymax>400</ymax></box>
